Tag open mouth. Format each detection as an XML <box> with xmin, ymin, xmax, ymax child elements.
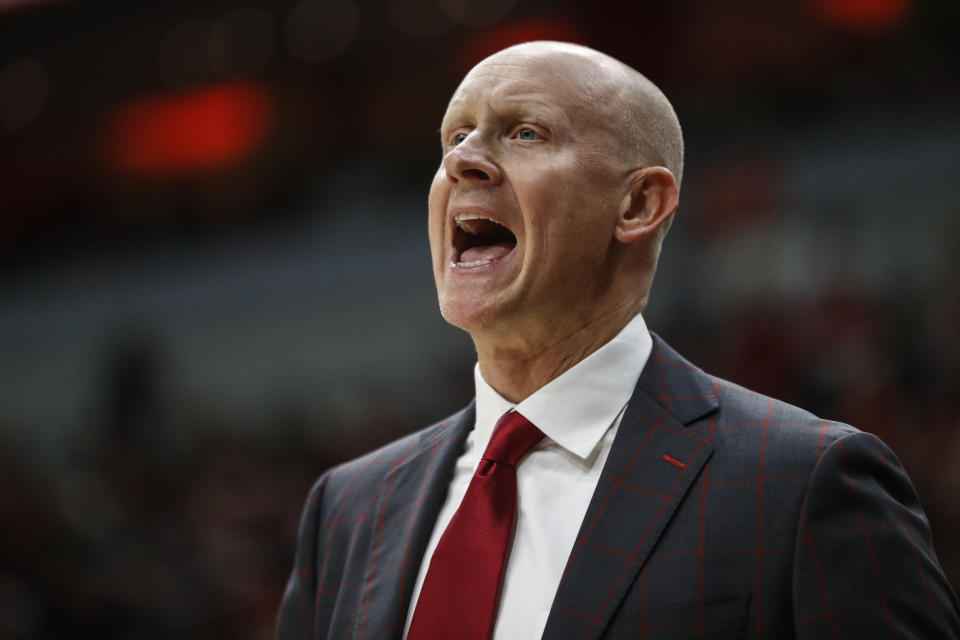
<box><xmin>453</xmin><ymin>214</ymin><xmax>517</xmax><ymax>267</ymax></box>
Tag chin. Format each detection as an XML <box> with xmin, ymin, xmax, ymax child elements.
<box><xmin>437</xmin><ymin>294</ymin><xmax>500</xmax><ymax>335</ymax></box>
<box><xmin>437</xmin><ymin>298</ymin><xmax>479</xmax><ymax>332</ymax></box>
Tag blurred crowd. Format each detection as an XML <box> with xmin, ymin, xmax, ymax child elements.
<box><xmin>1</xmin><ymin>408</ymin><xmax>325</xmax><ymax>638</ymax></box>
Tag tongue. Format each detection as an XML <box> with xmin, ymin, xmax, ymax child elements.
<box><xmin>459</xmin><ymin>242</ymin><xmax>514</xmax><ymax>264</ymax></box>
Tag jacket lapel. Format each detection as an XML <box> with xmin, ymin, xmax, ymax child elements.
<box><xmin>350</xmin><ymin>403</ymin><xmax>474</xmax><ymax>640</ymax></box>
<box><xmin>543</xmin><ymin>335</ymin><xmax>718</xmax><ymax>640</ymax></box>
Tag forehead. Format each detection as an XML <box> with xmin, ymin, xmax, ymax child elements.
<box><xmin>441</xmin><ymin>52</ymin><xmax>608</xmax><ymax>127</ymax></box>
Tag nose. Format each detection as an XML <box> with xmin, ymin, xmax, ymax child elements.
<box><xmin>442</xmin><ymin>133</ymin><xmax>503</xmax><ymax>186</ymax></box>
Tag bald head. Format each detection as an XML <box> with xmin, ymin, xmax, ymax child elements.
<box><xmin>477</xmin><ymin>41</ymin><xmax>684</xmax><ymax>188</ymax></box>
<box><xmin>429</xmin><ymin>39</ymin><xmax>683</xmax><ymax>348</ymax></box>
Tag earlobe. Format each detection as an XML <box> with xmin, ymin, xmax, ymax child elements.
<box><xmin>613</xmin><ymin>167</ymin><xmax>679</xmax><ymax>244</ymax></box>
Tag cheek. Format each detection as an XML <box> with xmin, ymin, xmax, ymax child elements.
<box><xmin>526</xmin><ymin>172</ymin><xmax>615</xmax><ymax>249</ymax></box>
<box><xmin>520</xmin><ymin>165</ymin><xmax>577</xmax><ymax>221</ymax></box>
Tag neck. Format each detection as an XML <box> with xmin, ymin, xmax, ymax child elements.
<box><xmin>473</xmin><ymin>300</ymin><xmax>642</xmax><ymax>403</ymax></box>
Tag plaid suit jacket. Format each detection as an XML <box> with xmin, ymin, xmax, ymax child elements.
<box><xmin>277</xmin><ymin>335</ymin><xmax>960</xmax><ymax>639</ymax></box>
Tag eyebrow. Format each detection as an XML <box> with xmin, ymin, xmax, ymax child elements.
<box><xmin>438</xmin><ymin>88</ymin><xmax>571</xmax><ymax>136</ymax></box>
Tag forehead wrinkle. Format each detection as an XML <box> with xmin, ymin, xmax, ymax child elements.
<box><xmin>484</xmin><ymin>100</ymin><xmax>503</xmax><ymax>121</ymax></box>
<box><xmin>464</xmin><ymin>70</ymin><xmax>523</xmax><ymax>83</ymax></box>
<box><xmin>494</xmin><ymin>94</ymin><xmax>565</xmax><ymax>118</ymax></box>
<box><xmin>496</xmin><ymin>57</ymin><xmax>612</xmax><ymax>116</ymax></box>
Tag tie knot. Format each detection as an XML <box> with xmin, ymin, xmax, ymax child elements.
<box><xmin>482</xmin><ymin>411</ymin><xmax>544</xmax><ymax>466</ymax></box>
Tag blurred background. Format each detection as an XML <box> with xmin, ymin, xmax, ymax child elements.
<box><xmin>1</xmin><ymin>0</ymin><xmax>958</xmax><ymax>636</ymax></box>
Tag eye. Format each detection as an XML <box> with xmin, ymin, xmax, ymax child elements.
<box><xmin>453</xmin><ymin>132</ymin><xmax>468</xmax><ymax>145</ymax></box>
<box><xmin>517</xmin><ymin>127</ymin><xmax>540</xmax><ymax>141</ymax></box>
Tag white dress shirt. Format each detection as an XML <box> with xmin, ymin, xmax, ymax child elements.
<box><xmin>403</xmin><ymin>313</ymin><xmax>653</xmax><ymax>640</ymax></box>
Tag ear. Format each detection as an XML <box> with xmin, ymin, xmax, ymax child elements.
<box><xmin>614</xmin><ymin>166</ymin><xmax>679</xmax><ymax>244</ymax></box>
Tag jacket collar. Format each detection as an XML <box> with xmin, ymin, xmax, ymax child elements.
<box><xmin>541</xmin><ymin>334</ymin><xmax>718</xmax><ymax>640</ymax></box>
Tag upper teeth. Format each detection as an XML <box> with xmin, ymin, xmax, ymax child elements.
<box><xmin>456</xmin><ymin>214</ymin><xmax>496</xmax><ymax>234</ymax></box>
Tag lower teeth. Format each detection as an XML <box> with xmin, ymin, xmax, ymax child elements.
<box><xmin>456</xmin><ymin>257</ymin><xmax>494</xmax><ymax>267</ymax></box>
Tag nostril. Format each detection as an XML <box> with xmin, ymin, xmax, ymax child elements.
<box><xmin>462</xmin><ymin>168</ymin><xmax>489</xmax><ymax>180</ymax></box>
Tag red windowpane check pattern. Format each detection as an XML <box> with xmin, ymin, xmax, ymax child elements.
<box><xmin>406</xmin><ymin>411</ymin><xmax>544</xmax><ymax>640</ymax></box>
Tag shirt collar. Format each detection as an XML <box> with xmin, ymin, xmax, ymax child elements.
<box><xmin>473</xmin><ymin>313</ymin><xmax>653</xmax><ymax>460</ymax></box>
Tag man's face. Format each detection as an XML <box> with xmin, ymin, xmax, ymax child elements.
<box><xmin>428</xmin><ymin>49</ymin><xmax>629</xmax><ymax>339</ymax></box>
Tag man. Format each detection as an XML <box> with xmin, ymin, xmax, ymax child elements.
<box><xmin>277</xmin><ymin>41</ymin><xmax>960</xmax><ymax>639</ymax></box>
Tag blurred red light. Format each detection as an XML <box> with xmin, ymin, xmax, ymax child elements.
<box><xmin>808</xmin><ymin>0</ymin><xmax>912</xmax><ymax>32</ymax></box>
<box><xmin>108</xmin><ymin>82</ymin><xmax>273</xmax><ymax>174</ymax></box>
<box><xmin>456</xmin><ymin>15</ymin><xmax>587</xmax><ymax>72</ymax></box>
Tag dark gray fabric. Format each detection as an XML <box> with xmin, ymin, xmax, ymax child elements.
<box><xmin>277</xmin><ymin>335</ymin><xmax>960</xmax><ymax>639</ymax></box>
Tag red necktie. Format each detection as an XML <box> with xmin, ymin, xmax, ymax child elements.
<box><xmin>407</xmin><ymin>411</ymin><xmax>545</xmax><ymax>640</ymax></box>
